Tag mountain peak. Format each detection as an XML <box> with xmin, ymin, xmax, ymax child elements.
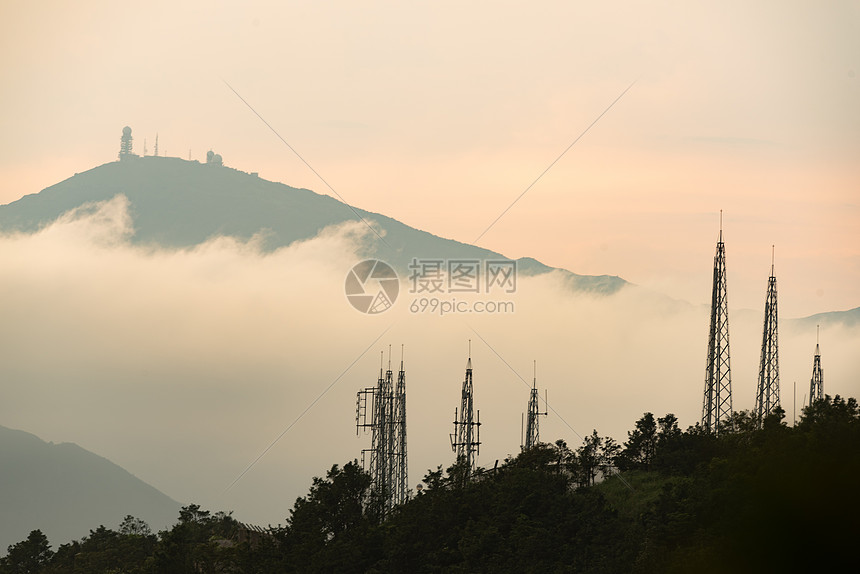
<box><xmin>0</xmin><ymin>158</ymin><xmax>627</xmax><ymax>294</ymax></box>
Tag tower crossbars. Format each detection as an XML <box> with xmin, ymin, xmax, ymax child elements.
<box><xmin>702</xmin><ymin>214</ymin><xmax>733</xmax><ymax>434</ymax></box>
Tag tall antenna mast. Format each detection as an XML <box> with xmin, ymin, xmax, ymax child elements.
<box><xmin>702</xmin><ymin>211</ymin><xmax>734</xmax><ymax>434</ymax></box>
<box><xmin>522</xmin><ymin>360</ymin><xmax>547</xmax><ymax>449</ymax></box>
<box><xmin>451</xmin><ymin>341</ymin><xmax>481</xmax><ymax>474</ymax></box>
<box><xmin>809</xmin><ymin>325</ymin><xmax>824</xmax><ymax>405</ymax></box>
<box><xmin>154</xmin><ymin>133</ymin><xmax>159</xmax><ymax>157</ymax></box>
<box><xmin>393</xmin><ymin>345</ymin><xmax>408</xmax><ymax>505</ymax></box>
<box><xmin>755</xmin><ymin>246</ymin><xmax>780</xmax><ymax>426</ymax></box>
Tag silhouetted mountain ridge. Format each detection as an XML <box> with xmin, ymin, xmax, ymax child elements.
<box><xmin>0</xmin><ymin>425</ymin><xmax>180</xmax><ymax>553</ymax></box>
<box><xmin>0</xmin><ymin>157</ymin><xmax>625</xmax><ymax>294</ymax></box>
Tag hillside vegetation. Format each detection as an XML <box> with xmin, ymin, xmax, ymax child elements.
<box><xmin>3</xmin><ymin>395</ymin><xmax>857</xmax><ymax>573</ymax></box>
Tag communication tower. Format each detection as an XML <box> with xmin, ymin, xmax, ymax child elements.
<box><xmin>755</xmin><ymin>247</ymin><xmax>780</xmax><ymax>425</ymax></box>
<box><xmin>522</xmin><ymin>361</ymin><xmax>547</xmax><ymax>449</ymax></box>
<box><xmin>356</xmin><ymin>347</ymin><xmax>408</xmax><ymax>518</ymax></box>
<box><xmin>451</xmin><ymin>343</ymin><xmax>481</xmax><ymax>473</ymax></box>
<box><xmin>809</xmin><ymin>326</ymin><xmax>824</xmax><ymax>405</ymax></box>
<box><xmin>702</xmin><ymin>212</ymin><xmax>733</xmax><ymax>434</ymax></box>
<box><xmin>118</xmin><ymin>126</ymin><xmax>134</xmax><ymax>159</ymax></box>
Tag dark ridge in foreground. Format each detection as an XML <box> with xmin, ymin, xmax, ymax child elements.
<box><xmin>0</xmin><ymin>425</ymin><xmax>180</xmax><ymax>554</ymax></box>
<box><xmin>3</xmin><ymin>395</ymin><xmax>857</xmax><ymax>573</ymax></box>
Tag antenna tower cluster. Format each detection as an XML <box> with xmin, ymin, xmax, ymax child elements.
<box><xmin>356</xmin><ymin>347</ymin><xmax>407</xmax><ymax>517</ymax></box>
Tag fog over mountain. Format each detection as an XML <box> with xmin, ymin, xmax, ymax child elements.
<box><xmin>0</xmin><ymin>157</ymin><xmax>625</xmax><ymax>294</ymax></box>
<box><xmin>1</xmin><ymin>159</ymin><xmax>857</xmax><ymax>536</ymax></box>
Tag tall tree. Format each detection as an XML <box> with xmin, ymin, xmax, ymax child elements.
<box><xmin>620</xmin><ymin>412</ymin><xmax>658</xmax><ymax>470</ymax></box>
<box><xmin>1</xmin><ymin>530</ymin><xmax>53</xmax><ymax>574</ymax></box>
<box><xmin>576</xmin><ymin>430</ymin><xmax>603</xmax><ymax>487</ymax></box>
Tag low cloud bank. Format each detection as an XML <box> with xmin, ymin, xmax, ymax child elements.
<box><xmin>1</xmin><ymin>195</ymin><xmax>857</xmax><ymax>528</ymax></box>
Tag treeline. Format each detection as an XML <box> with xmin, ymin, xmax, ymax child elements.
<box><xmin>3</xmin><ymin>395</ymin><xmax>859</xmax><ymax>573</ymax></box>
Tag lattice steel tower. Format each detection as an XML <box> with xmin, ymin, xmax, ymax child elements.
<box><xmin>702</xmin><ymin>214</ymin><xmax>733</xmax><ymax>434</ymax></box>
<box><xmin>393</xmin><ymin>348</ymin><xmax>408</xmax><ymax>506</ymax></box>
<box><xmin>755</xmin><ymin>248</ymin><xmax>780</xmax><ymax>424</ymax></box>
<box><xmin>522</xmin><ymin>361</ymin><xmax>547</xmax><ymax>449</ymax></box>
<box><xmin>356</xmin><ymin>347</ymin><xmax>408</xmax><ymax>518</ymax></box>
<box><xmin>451</xmin><ymin>345</ymin><xmax>480</xmax><ymax>472</ymax></box>
<box><xmin>809</xmin><ymin>326</ymin><xmax>824</xmax><ymax>405</ymax></box>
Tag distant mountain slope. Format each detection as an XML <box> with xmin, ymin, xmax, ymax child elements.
<box><xmin>791</xmin><ymin>306</ymin><xmax>860</xmax><ymax>328</ymax></box>
<box><xmin>0</xmin><ymin>425</ymin><xmax>180</xmax><ymax>553</ymax></box>
<box><xmin>0</xmin><ymin>157</ymin><xmax>625</xmax><ymax>294</ymax></box>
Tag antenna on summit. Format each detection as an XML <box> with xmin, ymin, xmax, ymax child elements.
<box><xmin>118</xmin><ymin>126</ymin><xmax>135</xmax><ymax>160</ymax></box>
<box><xmin>718</xmin><ymin>209</ymin><xmax>725</xmax><ymax>244</ymax></box>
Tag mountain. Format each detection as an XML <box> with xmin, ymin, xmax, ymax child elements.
<box><xmin>0</xmin><ymin>156</ymin><xmax>626</xmax><ymax>294</ymax></box>
<box><xmin>0</xmin><ymin>425</ymin><xmax>180</xmax><ymax>553</ymax></box>
<box><xmin>791</xmin><ymin>306</ymin><xmax>860</xmax><ymax>328</ymax></box>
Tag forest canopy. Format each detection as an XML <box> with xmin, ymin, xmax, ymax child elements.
<box><xmin>3</xmin><ymin>395</ymin><xmax>858</xmax><ymax>573</ymax></box>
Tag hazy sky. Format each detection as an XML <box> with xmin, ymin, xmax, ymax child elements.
<box><xmin>2</xmin><ymin>199</ymin><xmax>858</xmax><ymax>529</ymax></box>
<box><xmin>1</xmin><ymin>0</ymin><xmax>858</xmax><ymax>313</ymax></box>
<box><xmin>1</xmin><ymin>0</ymin><xmax>859</xmax><ymax>531</ymax></box>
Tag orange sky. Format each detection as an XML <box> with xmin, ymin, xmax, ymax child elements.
<box><xmin>1</xmin><ymin>0</ymin><xmax>859</xmax><ymax>530</ymax></box>
<box><xmin>1</xmin><ymin>0</ymin><xmax>858</xmax><ymax>314</ymax></box>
